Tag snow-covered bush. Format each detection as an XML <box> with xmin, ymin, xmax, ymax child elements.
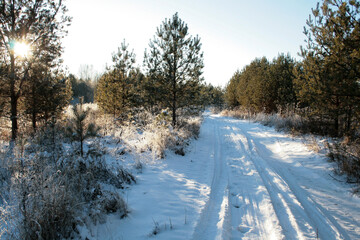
<box><xmin>0</xmin><ymin>125</ymin><xmax>134</xmax><ymax>239</ymax></box>
<box><xmin>220</xmin><ymin>107</ymin><xmax>252</xmax><ymax>119</ymax></box>
<box><xmin>326</xmin><ymin>138</ymin><xmax>360</xmax><ymax>185</ymax></box>
<box><xmin>8</xmin><ymin>153</ymin><xmax>79</xmax><ymax>239</ymax></box>
<box><xmin>145</xmin><ymin>122</ymin><xmax>176</xmax><ymax>159</ymax></box>
<box><xmin>82</xmin><ymin>105</ymin><xmax>202</xmax><ymax>159</ymax></box>
<box><xmin>116</xmin><ymin>109</ymin><xmax>202</xmax><ymax>159</ymax></box>
<box><xmin>253</xmin><ymin>112</ymin><xmax>303</xmax><ymax>132</ymax></box>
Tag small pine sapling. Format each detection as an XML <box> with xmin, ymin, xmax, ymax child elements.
<box><xmin>66</xmin><ymin>100</ymin><xmax>100</xmax><ymax>157</ymax></box>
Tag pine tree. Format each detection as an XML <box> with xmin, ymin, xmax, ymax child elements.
<box><xmin>144</xmin><ymin>13</ymin><xmax>204</xmax><ymax>126</ymax></box>
<box><xmin>235</xmin><ymin>57</ymin><xmax>272</xmax><ymax>113</ymax></box>
<box><xmin>225</xmin><ymin>54</ymin><xmax>297</xmax><ymax>114</ymax></box>
<box><xmin>200</xmin><ymin>84</ymin><xmax>224</xmax><ymax>109</ymax></box>
<box><xmin>95</xmin><ymin>40</ymin><xmax>137</xmax><ymax>120</ymax></box>
<box><xmin>296</xmin><ymin>0</ymin><xmax>360</xmax><ymax>136</ymax></box>
<box><xmin>24</xmin><ymin>65</ymin><xmax>71</xmax><ymax>132</ymax></box>
<box><xmin>269</xmin><ymin>54</ymin><xmax>297</xmax><ymax>114</ymax></box>
<box><xmin>0</xmin><ymin>0</ymin><xmax>71</xmax><ymax>140</ymax></box>
<box><xmin>66</xmin><ymin>99</ymin><xmax>100</xmax><ymax>157</ymax></box>
<box><xmin>225</xmin><ymin>71</ymin><xmax>241</xmax><ymax>108</ymax></box>
<box><xmin>95</xmin><ymin>70</ymin><xmax>123</xmax><ymax>118</ymax></box>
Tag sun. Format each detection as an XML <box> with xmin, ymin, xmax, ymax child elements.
<box><xmin>13</xmin><ymin>41</ymin><xmax>31</xmax><ymax>58</ymax></box>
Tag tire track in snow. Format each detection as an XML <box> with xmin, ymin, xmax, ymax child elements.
<box><xmin>228</xmin><ymin>126</ymin><xmax>304</xmax><ymax>239</ymax></box>
<box><xmin>191</xmin><ymin>115</ymin><xmax>358</xmax><ymax>239</ymax></box>
<box><xmin>225</xmin><ymin>126</ymin><xmax>283</xmax><ymax>239</ymax></box>
<box><xmin>238</xmin><ymin>124</ymin><xmax>352</xmax><ymax>240</ymax></box>
<box><xmin>191</xmin><ymin>116</ymin><xmax>231</xmax><ymax>240</ymax></box>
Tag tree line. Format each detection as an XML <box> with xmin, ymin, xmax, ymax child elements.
<box><xmin>225</xmin><ymin>0</ymin><xmax>360</xmax><ymax>138</ymax></box>
<box><xmin>95</xmin><ymin>13</ymin><xmax>223</xmax><ymax>126</ymax></box>
<box><xmin>0</xmin><ymin>1</ymin><xmax>222</xmax><ymax>141</ymax></box>
<box><xmin>225</xmin><ymin>54</ymin><xmax>296</xmax><ymax>114</ymax></box>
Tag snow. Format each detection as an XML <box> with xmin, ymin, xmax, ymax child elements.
<box><xmin>81</xmin><ymin>111</ymin><xmax>360</xmax><ymax>239</ymax></box>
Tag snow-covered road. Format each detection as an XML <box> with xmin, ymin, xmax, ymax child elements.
<box><xmin>191</xmin><ymin>112</ymin><xmax>360</xmax><ymax>240</ymax></box>
<box><xmin>91</xmin><ymin>112</ymin><xmax>360</xmax><ymax>239</ymax></box>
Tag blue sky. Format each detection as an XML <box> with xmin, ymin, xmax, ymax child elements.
<box><xmin>62</xmin><ymin>0</ymin><xmax>318</xmax><ymax>87</ymax></box>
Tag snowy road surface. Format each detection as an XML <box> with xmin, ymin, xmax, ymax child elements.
<box><xmin>89</xmin><ymin>112</ymin><xmax>360</xmax><ymax>239</ymax></box>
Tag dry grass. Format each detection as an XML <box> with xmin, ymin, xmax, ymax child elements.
<box><xmin>221</xmin><ymin>108</ymin><xmax>304</xmax><ymax>133</ymax></box>
<box><xmin>108</xmin><ymin>107</ymin><xmax>202</xmax><ymax>160</ymax></box>
<box><xmin>326</xmin><ymin>138</ymin><xmax>360</xmax><ymax>184</ymax></box>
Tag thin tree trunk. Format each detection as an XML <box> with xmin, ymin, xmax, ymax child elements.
<box><xmin>10</xmin><ymin>53</ymin><xmax>18</xmax><ymax>140</ymax></box>
<box><xmin>334</xmin><ymin>114</ymin><xmax>339</xmax><ymax>137</ymax></box>
<box><xmin>80</xmin><ymin>138</ymin><xmax>83</xmax><ymax>157</ymax></box>
<box><xmin>32</xmin><ymin>111</ymin><xmax>36</xmax><ymax>132</ymax></box>
<box><xmin>172</xmin><ymin>45</ymin><xmax>177</xmax><ymax>127</ymax></box>
<box><xmin>334</xmin><ymin>97</ymin><xmax>340</xmax><ymax>137</ymax></box>
<box><xmin>31</xmin><ymin>83</ymin><xmax>37</xmax><ymax>132</ymax></box>
<box><xmin>172</xmin><ymin>78</ymin><xmax>177</xmax><ymax>127</ymax></box>
<box><xmin>44</xmin><ymin>111</ymin><xmax>49</xmax><ymax>123</ymax></box>
<box><xmin>9</xmin><ymin>0</ymin><xmax>18</xmax><ymax>141</ymax></box>
<box><xmin>346</xmin><ymin>105</ymin><xmax>352</xmax><ymax>135</ymax></box>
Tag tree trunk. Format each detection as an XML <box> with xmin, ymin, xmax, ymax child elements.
<box><xmin>172</xmin><ymin>78</ymin><xmax>177</xmax><ymax>127</ymax></box>
<box><xmin>32</xmin><ymin>110</ymin><xmax>37</xmax><ymax>133</ymax></box>
<box><xmin>10</xmin><ymin>92</ymin><xmax>18</xmax><ymax>140</ymax></box>
<box><xmin>10</xmin><ymin>53</ymin><xmax>18</xmax><ymax>140</ymax></box>
<box><xmin>9</xmin><ymin>0</ymin><xmax>18</xmax><ymax>141</ymax></box>
<box><xmin>172</xmin><ymin>102</ymin><xmax>176</xmax><ymax>127</ymax></box>
<box><xmin>80</xmin><ymin>137</ymin><xmax>83</xmax><ymax>157</ymax></box>
<box><xmin>31</xmin><ymin>84</ymin><xmax>37</xmax><ymax>132</ymax></box>
<box><xmin>172</xmin><ymin>46</ymin><xmax>177</xmax><ymax>127</ymax></box>
<box><xmin>44</xmin><ymin>111</ymin><xmax>49</xmax><ymax>123</ymax></box>
<box><xmin>334</xmin><ymin>114</ymin><xmax>339</xmax><ymax>137</ymax></box>
<box><xmin>346</xmin><ymin>105</ymin><xmax>352</xmax><ymax>135</ymax></box>
<box><xmin>334</xmin><ymin>97</ymin><xmax>340</xmax><ymax>137</ymax></box>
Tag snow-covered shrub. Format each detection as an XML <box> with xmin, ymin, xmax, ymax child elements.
<box><xmin>143</xmin><ymin>122</ymin><xmax>176</xmax><ymax>159</ymax></box>
<box><xmin>98</xmin><ymin>190</ymin><xmax>128</xmax><ymax>216</ymax></box>
<box><xmin>0</xmin><ymin>196</ymin><xmax>20</xmax><ymax>239</ymax></box>
<box><xmin>134</xmin><ymin>109</ymin><xmax>155</xmax><ymax>128</ymax></box>
<box><xmin>63</xmin><ymin>155</ymin><xmax>132</xmax><ymax>225</ymax></box>
<box><xmin>253</xmin><ymin>112</ymin><xmax>304</xmax><ymax>133</ymax></box>
<box><xmin>112</xmin><ymin>109</ymin><xmax>202</xmax><ymax>160</ymax></box>
<box><xmin>86</xmin><ymin>189</ymin><xmax>129</xmax><ymax>226</ymax></box>
<box><xmin>154</xmin><ymin>109</ymin><xmax>172</xmax><ymax>126</ymax></box>
<box><xmin>9</xmin><ymin>153</ymin><xmax>79</xmax><ymax>239</ymax></box>
<box><xmin>0</xmin><ymin>146</ymin><xmax>11</xmax><ymax>205</ymax></box>
<box><xmin>176</xmin><ymin>116</ymin><xmax>202</xmax><ymax>144</ymax></box>
<box><xmin>177</xmin><ymin>106</ymin><xmax>203</xmax><ymax>118</ymax></box>
<box><xmin>0</xmin><ymin>128</ymin><xmax>134</xmax><ymax>239</ymax></box>
<box><xmin>209</xmin><ymin>106</ymin><xmax>222</xmax><ymax>114</ymax></box>
<box><xmin>220</xmin><ymin>107</ymin><xmax>251</xmax><ymax>119</ymax></box>
<box><xmin>304</xmin><ymin>136</ymin><xmax>321</xmax><ymax>153</ymax></box>
<box><xmin>326</xmin><ymin>138</ymin><xmax>360</xmax><ymax>185</ymax></box>
<box><xmin>139</xmin><ymin>113</ymin><xmax>202</xmax><ymax>158</ymax></box>
<box><xmin>85</xmin><ymin>158</ymin><xmax>136</xmax><ymax>189</ymax></box>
